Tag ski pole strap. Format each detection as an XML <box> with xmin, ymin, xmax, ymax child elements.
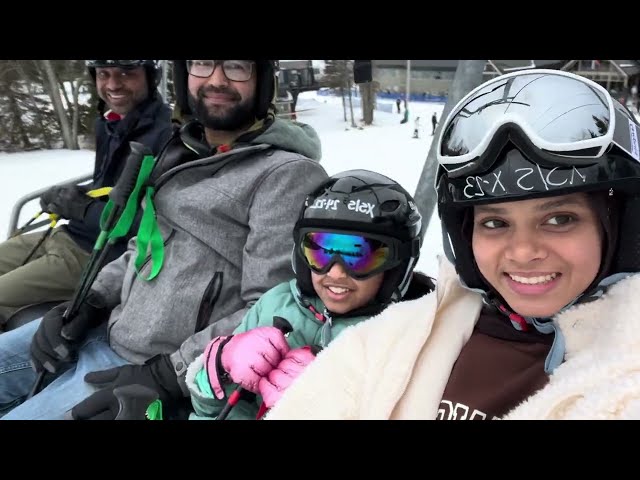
<box><xmin>47</xmin><ymin>213</ymin><xmax>59</xmax><ymax>228</ymax></box>
<box><xmin>134</xmin><ymin>186</ymin><xmax>164</xmax><ymax>281</ymax></box>
<box><xmin>99</xmin><ymin>155</ymin><xmax>156</xmax><ymax>243</ymax></box>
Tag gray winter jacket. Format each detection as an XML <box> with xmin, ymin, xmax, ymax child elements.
<box><xmin>91</xmin><ymin>118</ymin><xmax>327</xmax><ymax>394</ymax></box>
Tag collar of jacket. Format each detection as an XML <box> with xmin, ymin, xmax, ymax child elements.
<box><xmin>101</xmin><ymin>96</ymin><xmax>165</xmax><ymax>137</ymax></box>
<box><xmin>290</xmin><ymin>279</ymin><xmax>388</xmax><ymax>323</ymax></box>
<box><xmin>153</xmin><ymin>142</ymin><xmax>273</xmax><ymax>191</ymax></box>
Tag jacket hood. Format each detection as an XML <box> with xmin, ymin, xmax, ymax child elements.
<box><xmin>251</xmin><ymin>118</ymin><xmax>322</xmax><ymax>161</ymax></box>
<box><xmin>288</xmin><ymin>279</ymin><xmax>326</xmax><ymax>318</ymax></box>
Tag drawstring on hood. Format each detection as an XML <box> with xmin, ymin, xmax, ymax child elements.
<box><xmin>293</xmin><ymin>282</ymin><xmax>387</xmax><ymax>349</ymax></box>
<box><xmin>491</xmin><ymin>298</ymin><xmax>566</xmax><ymax>373</ymax></box>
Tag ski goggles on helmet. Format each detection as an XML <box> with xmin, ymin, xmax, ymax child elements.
<box><xmin>438</xmin><ymin>69</ymin><xmax>640</xmax><ymax>179</ymax></box>
<box><xmin>298</xmin><ymin>230</ymin><xmax>407</xmax><ymax>279</ymax></box>
<box><xmin>186</xmin><ymin>60</ymin><xmax>255</xmax><ymax>82</ymax></box>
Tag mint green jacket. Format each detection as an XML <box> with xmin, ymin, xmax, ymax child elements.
<box><xmin>185</xmin><ymin>279</ymin><xmax>374</xmax><ymax>420</ymax></box>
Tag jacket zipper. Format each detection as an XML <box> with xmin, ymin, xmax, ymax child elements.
<box><xmin>195</xmin><ymin>272</ymin><xmax>223</xmax><ymax>333</ymax></box>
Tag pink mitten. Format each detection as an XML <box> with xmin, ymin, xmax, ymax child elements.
<box><xmin>204</xmin><ymin>327</ymin><xmax>290</xmax><ymax>399</ymax></box>
<box><xmin>258</xmin><ymin>346</ymin><xmax>316</xmax><ymax>409</ymax></box>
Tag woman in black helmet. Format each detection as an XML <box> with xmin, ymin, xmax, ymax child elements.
<box><xmin>266</xmin><ymin>70</ymin><xmax>640</xmax><ymax>420</ymax></box>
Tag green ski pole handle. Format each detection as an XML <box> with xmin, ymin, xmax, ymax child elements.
<box><xmin>28</xmin><ymin>142</ymin><xmax>150</xmax><ymax>400</ymax></box>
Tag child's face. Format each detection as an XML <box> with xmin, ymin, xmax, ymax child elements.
<box><xmin>472</xmin><ymin>192</ymin><xmax>603</xmax><ymax>318</ymax></box>
<box><xmin>311</xmin><ymin>263</ymin><xmax>384</xmax><ymax>315</ymax></box>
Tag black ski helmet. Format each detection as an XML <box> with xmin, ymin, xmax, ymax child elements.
<box><xmin>436</xmin><ymin>71</ymin><xmax>640</xmax><ymax>298</ymax></box>
<box><xmin>293</xmin><ymin>169</ymin><xmax>423</xmax><ymax>305</ymax></box>
<box><xmin>86</xmin><ymin>60</ymin><xmax>161</xmax><ymax>94</ymax></box>
<box><xmin>171</xmin><ymin>60</ymin><xmax>278</xmax><ymax>120</ymax></box>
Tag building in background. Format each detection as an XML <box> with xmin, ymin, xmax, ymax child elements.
<box><xmin>371</xmin><ymin>60</ymin><xmax>640</xmax><ymax>109</ymax></box>
<box><xmin>372</xmin><ymin>60</ymin><xmax>458</xmax><ymax>97</ymax></box>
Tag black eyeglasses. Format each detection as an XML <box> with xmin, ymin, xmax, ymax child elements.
<box><xmin>186</xmin><ymin>60</ymin><xmax>255</xmax><ymax>82</ymax></box>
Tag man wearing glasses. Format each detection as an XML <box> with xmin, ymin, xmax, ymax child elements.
<box><xmin>0</xmin><ymin>59</ymin><xmax>328</xmax><ymax>420</ymax></box>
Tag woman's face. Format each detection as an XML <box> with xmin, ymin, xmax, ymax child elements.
<box><xmin>472</xmin><ymin>192</ymin><xmax>603</xmax><ymax>318</ymax></box>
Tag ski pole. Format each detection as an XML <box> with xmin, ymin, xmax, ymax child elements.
<box><xmin>27</xmin><ymin>142</ymin><xmax>151</xmax><ymax>399</ymax></box>
<box><xmin>20</xmin><ymin>215</ymin><xmax>59</xmax><ymax>266</ymax></box>
<box><xmin>217</xmin><ymin>316</ymin><xmax>294</xmax><ymax>420</ymax></box>
<box><xmin>68</xmin><ymin>158</ymin><xmax>152</xmax><ymax>318</ymax></box>
<box><xmin>11</xmin><ymin>211</ymin><xmax>44</xmax><ymax>238</ymax></box>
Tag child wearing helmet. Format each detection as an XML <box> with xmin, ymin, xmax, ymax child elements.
<box><xmin>180</xmin><ymin>169</ymin><xmax>433</xmax><ymax>420</ymax></box>
<box><xmin>265</xmin><ymin>70</ymin><xmax>640</xmax><ymax>420</ymax></box>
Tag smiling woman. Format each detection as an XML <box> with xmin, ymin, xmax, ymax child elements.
<box><xmin>471</xmin><ymin>192</ymin><xmax>604</xmax><ymax>318</ymax></box>
<box><xmin>263</xmin><ymin>70</ymin><xmax>640</xmax><ymax>421</ymax></box>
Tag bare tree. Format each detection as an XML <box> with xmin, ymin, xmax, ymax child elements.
<box><xmin>346</xmin><ymin>72</ymin><xmax>357</xmax><ymax>128</ymax></box>
<box><xmin>413</xmin><ymin>60</ymin><xmax>487</xmax><ymax>239</ymax></box>
<box><xmin>70</xmin><ymin>75</ymin><xmax>86</xmax><ymax>145</ymax></box>
<box><xmin>6</xmin><ymin>87</ymin><xmax>31</xmax><ymax>149</ymax></box>
<box><xmin>0</xmin><ymin>60</ymin><xmax>92</xmax><ymax>152</ymax></box>
<box><xmin>15</xmin><ymin>61</ymin><xmax>52</xmax><ymax>149</ymax></box>
<box><xmin>324</xmin><ymin>60</ymin><xmax>351</xmax><ymax>123</ymax></box>
<box><xmin>359</xmin><ymin>81</ymin><xmax>375</xmax><ymax>125</ymax></box>
<box><xmin>0</xmin><ymin>60</ymin><xmax>44</xmax><ymax>151</ymax></box>
<box><xmin>53</xmin><ymin>61</ymin><xmax>88</xmax><ymax>145</ymax></box>
<box><xmin>40</xmin><ymin>59</ymin><xmax>76</xmax><ymax>149</ymax></box>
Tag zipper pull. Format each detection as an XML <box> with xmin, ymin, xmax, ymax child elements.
<box><xmin>323</xmin><ymin>308</ymin><xmax>332</xmax><ymax>326</ymax></box>
<box><xmin>319</xmin><ymin>308</ymin><xmax>333</xmax><ymax>348</ymax></box>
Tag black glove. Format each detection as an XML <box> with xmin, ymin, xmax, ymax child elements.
<box><xmin>39</xmin><ymin>184</ymin><xmax>94</xmax><ymax>221</ymax></box>
<box><xmin>64</xmin><ymin>384</ymin><xmax>160</xmax><ymax>420</ymax></box>
<box><xmin>30</xmin><ymin>290</ymin><xmax>111</xmax><ymax>374</ymax></box>
<box><xmin>67</xmin><ymin>355</ymin><xmax>183</xmax><ymax>420</ymax></box>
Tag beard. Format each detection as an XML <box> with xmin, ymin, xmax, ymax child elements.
<box><xmin>188</xmin><ymin>84</ymin><xmax>255</xmax><ymax>131</ymax></box>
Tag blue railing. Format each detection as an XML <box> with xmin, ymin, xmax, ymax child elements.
<box><xmin>317</xmin><ymin>88</ymin><xmax>447</xmax><ymax>104</ymax></box>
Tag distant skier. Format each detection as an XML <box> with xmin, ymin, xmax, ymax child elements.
<box><xmin>400</xmin><ymin>108</ymin><xmax>409</xmax><ymax>124</ymax></box>
<box><xmin>396</xmin><ymin>98</ymin><xmax>401</xmax><ymax>113</ymax></box>
<box><xmin>413</xmin><ymin>116</ymin><xmax>420</xmax><ymax>138</ymax></box>
<box><xmin>431</xmin><ymin>112</ymin><xmax>438</xmax><ymax>135</ymax></box>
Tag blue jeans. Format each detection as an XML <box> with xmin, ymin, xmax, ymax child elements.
<box><xmin>0</xmin><ymin>318</ymin><xmax>131</xmax><ymax>420</ymax></box>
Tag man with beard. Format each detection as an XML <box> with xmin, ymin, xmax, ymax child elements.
<box><xmin>0</xmin><ymin>60</ymin><xmax>328</xmax><ymax>420</ymax></box>
<box><xmin>0</xmin><ymin>60</ymin><xmax>172</xmax><ymax>331</ymax></box>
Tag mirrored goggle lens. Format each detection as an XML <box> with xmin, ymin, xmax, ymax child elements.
<box><xmin>440</xmin><ymin>73</ymin><xmax>611</xmax><ymax>161</ymax></box>
<box><xmin>186</xmin><ymin>60</ymin><xmax>254</xmax><ymax>81</ymax></box>
<box><xmin>301</xmin><ymin>232</ymin><xmax>391</xmax><ymax>276</ymax></box>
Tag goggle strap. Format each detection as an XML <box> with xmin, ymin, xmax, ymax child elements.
<box><xmin>398</xmin><ymin>237</ymin><xmax>421</xmax><ymax>259</ymax></box>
